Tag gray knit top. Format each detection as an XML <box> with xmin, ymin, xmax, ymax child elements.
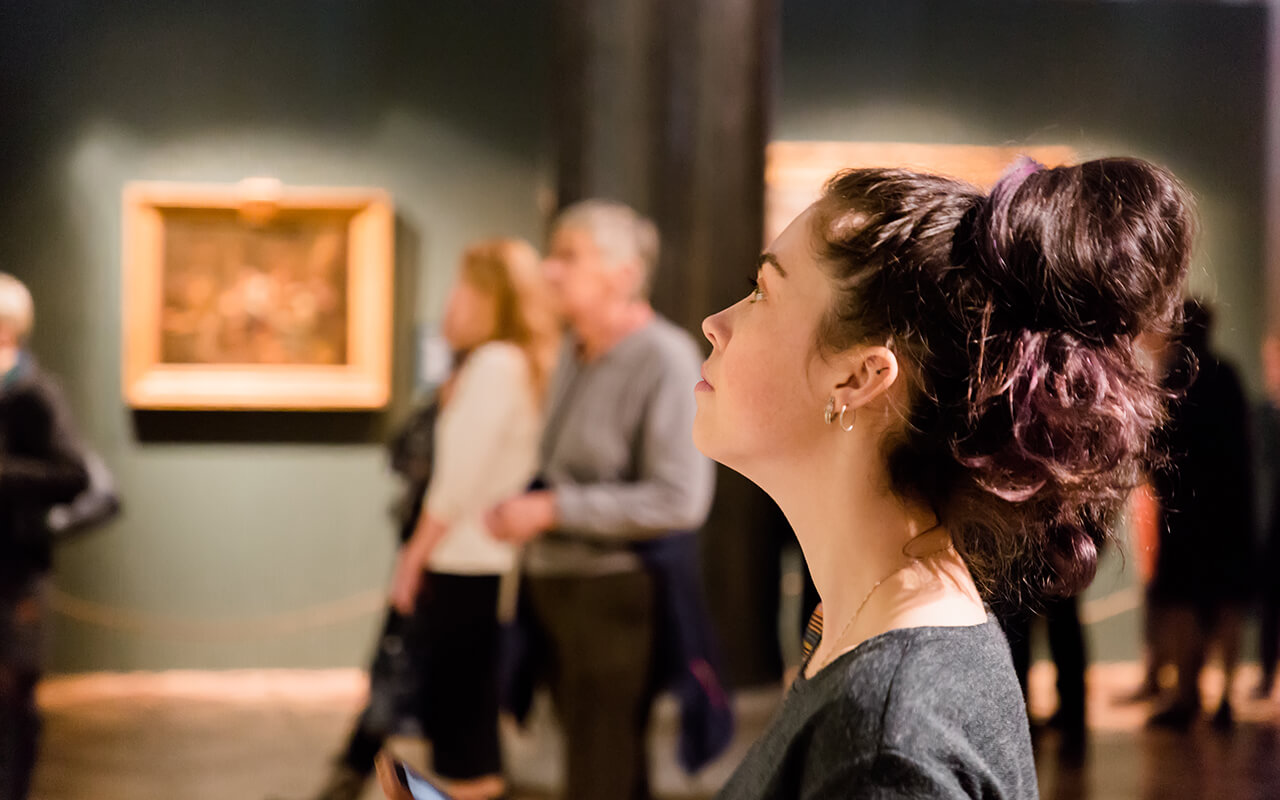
<box><xmin>717</xmin><ymin>619</ymin><xmax>1039</xmax><ymax>799</ymax></box>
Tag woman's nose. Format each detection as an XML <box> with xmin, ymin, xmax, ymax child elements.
<box><xmin>702</xmin><ymin>308</ymin><xmax>727</xmax><ymax>349</ymax></box>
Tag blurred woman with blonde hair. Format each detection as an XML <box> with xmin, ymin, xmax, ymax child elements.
<box><xmin>377</xmin><ymin>237</ymin><xmax>557</xmax><ymax>800</ymax></box>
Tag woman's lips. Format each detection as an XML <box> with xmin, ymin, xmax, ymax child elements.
<box><xmin>696</xmin><ymin>364</ymin><xmax>714</xmax><ymax>392</ymax></box>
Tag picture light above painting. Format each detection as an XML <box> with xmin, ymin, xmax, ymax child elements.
<box><xmin>122</xmin><ymin>179</ymin><xmax>394</xmax><ymax>411</ymax></box>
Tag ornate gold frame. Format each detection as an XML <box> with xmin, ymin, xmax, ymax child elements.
<box><xmin>122</xmin><ymin>179</ymin><xmax>394</xmax><ymax>410</ymax></box>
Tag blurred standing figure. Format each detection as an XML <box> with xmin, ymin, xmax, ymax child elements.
<box><xmin>385</xmin><ymin>239</ymin><xmax>559</xmax><ymax>800</ymax></box>
<box><xmin>0</xmin><ymin>274</ymin><xmax>89</xmax><ymax>800</ymax></box>
<box><xmin>486</xmin><ymin>201</ymin><xmax>717</xmax><ymax>800</ymax></box>
<box><xmin>1253</xmin><ymin>333</ymin><xmax>1280</xmax><ymax>700</ymax></box>
<box><xmin>1148</xmin><ymin>300</ymin><xmax>1255</xmax><ymax>730</ymax></box>
<box><xmin>1000</xmin><ymin>586</ymin><xmax>1089</xmax><ymax>761</ymax></box>
<box><xmin>291</xmin><ymin>398</ymin><xmax>440</xmax><ymax>800</ymax></box>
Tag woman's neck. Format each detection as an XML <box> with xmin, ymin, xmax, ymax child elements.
<box><xmin>767</xmin><ymin>440</ymin><xmax>984</xmax><ymax>674</ymax></box>
<box><xmin>573</xmin><ymin>302</ymin><xmax>654</xmax><ymax>362</ymax></box>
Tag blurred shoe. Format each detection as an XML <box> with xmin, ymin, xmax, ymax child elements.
<box><xmin>1211</xmin><ymin>700</ymin><xmax>1235</xmax><ymax>732</ymax></box>
<box><xmin>1146</xmin><ymin>702</ymin><xmax>1196</xmax><ymax>732</ymax></box>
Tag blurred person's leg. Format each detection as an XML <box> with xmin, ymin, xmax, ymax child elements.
<box><xmin>336</xmin><ymin>722</ymin><xmax>385</xmax><ymax>782</ymax></box>
<box><xmin>1046</xmin><ymin>596</ymin><xmax>1087</xmax><ymax>763</ymax></box>
<box><xmin>1121</xmin><ymin>592</ymin><xmax>1165</xmax><ymax>703</ymax></box>
<box><xmin>1257</xmin><ymin>542</ymin><xmax>1280</xmax><ymax>699</ymax></box>
<box><xmin>1259</xmin><ymin>587</ymin><xmax>1280</xmax><ymax>698</ymax></box>
<box><xmin>528</xmin><ymin>571</ymin><xmax>656</xmax><ymax>800</ymax></box>
<box><xmin>0</xmin><ymin>577</ymin><xmax>44</xmax><ymax>800</ymax></box>
<box><xmin>417</xmin><ymin>573</ymin><xmax>505</xmax><ymax>800</ymax></box>
<box><xmin>294</xmin><ymin>608</ymin><xmax>418</xmax><ymax>800</ymax></box>
<box><xmin>336</xmin><ymin>610</ymin><xmax>409</xmax><ymax>776</ymax></box>
<box><xmin>1148</xmin><ymin>605</ymin><xmax>1204</xmax><ymax>729</ymax></box>
<box><xmin>1210</xmin><ymin>606</ymin><xmax>1242</xmax><ymax>729</ymax></box>
<box><xmin>0</xmin><ymin>669</ymin><xmax>38</xmax><ymax>800</ymax></box>
<box><xmin>1046</xmin><ymin>596</ymin><xmax>1087</xmax><ymax>732</ymax></box>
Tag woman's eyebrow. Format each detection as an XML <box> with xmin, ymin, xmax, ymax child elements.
<box><xmin>758</xmin><ymin>252</ymin><xmax>787</xmax><ymax>278</ymax></box>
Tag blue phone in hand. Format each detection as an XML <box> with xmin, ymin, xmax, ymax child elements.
<box><xmin>393</xmin><ymin>760</ymin><xmax>452</xmax><ymax>800</ymax></box>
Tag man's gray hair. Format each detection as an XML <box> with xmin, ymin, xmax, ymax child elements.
<box><xmin>553</xmin><ymin>200</ymin><xmax>660</xmax><ymax>299</ymax></box>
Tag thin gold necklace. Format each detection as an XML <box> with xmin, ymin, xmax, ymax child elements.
<box><xmin>812</xmin><ymin>540</ymin><xmax>954</xmax><ymax>673</ymax></box>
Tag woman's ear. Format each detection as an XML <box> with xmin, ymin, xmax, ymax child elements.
<box><xmin>832</xmin><ymin>345</ymin><xmax>898</xmax><ymax>409</ymax></box>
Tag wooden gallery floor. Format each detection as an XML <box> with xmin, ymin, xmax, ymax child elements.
<box><xmin>28</xmin><ymin>663</ymin><xmax>1280</xmax><ymax>800</ymax></box>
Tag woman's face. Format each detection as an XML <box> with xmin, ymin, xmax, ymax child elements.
<box><xmin>694</xmin><ymin>206</ymin><xmax>842</xmax><ymax>478</ymax></box>
<box><xmin>441</xmin><ymin>278</ymin><xmax>497</xmax><ymax>351</ymax></box>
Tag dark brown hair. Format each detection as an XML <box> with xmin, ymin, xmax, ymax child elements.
<box><xmin>812</xmin><ymin>158</ymin><xmax>1193</xmax><ymax>604</ymax></box>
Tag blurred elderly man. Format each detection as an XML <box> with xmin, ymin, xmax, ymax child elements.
<box><xmin>0</xmin><ymin>274</ymin><xmax>89</xmax><ymax>800</ymax></box>
<box><xmin>488</xmin><ymin>200</ymin><xmax>717</xmax><ymax>799</ymax></box>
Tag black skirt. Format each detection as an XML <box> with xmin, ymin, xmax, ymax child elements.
<box><xmin>414</xmin><ymin>571</ymin><xmax>503</xmax><ymax>780</ymax></box>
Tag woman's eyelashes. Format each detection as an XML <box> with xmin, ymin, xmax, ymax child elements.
<box><xmin>747</xmin><ymin>275</ymin><xmax>765</xmax><ymax>303</ymax></box>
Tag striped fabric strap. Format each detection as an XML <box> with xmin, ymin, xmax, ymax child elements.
<box><xmin>801</xmin><ymin>603</ymin><xmax>824</xmax><ymax>663</ymax></box>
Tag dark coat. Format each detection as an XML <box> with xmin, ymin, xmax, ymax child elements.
<box><xmin>387</xmin><ymin>397</ymin><xmax>439</xmax><ymax>544</ymax></box>
<box><xmin>1151</xmin><ymin>351</ymin><xmax>1256</xmax><ymax>606</ymax></box>
<box><xmin>0</xmin><ymin>354</ymin><xmax>89</xmax><ymax>586</ymax></box>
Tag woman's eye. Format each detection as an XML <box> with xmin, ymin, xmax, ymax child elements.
<box><xmin>747</xmin><ymin>277</ymin><xmax>765</xmax><ymax>303</ymax></box>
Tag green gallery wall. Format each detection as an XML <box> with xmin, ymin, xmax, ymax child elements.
<box><xmin>0</xmin><ymin>0</ymin><xmax>1268</xmax><ymax>671</ymax></box>
<box><xmin>0</xmin><ymin>0</ymin><xmax>553</xmax><ymax>671</ymax></box>
<box><xmin>780</xmin><ymin>1</ymin><xmax>1267</xmax><ymax>391</ymax></box>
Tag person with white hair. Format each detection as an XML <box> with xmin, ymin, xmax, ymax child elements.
<box><xmin>0</xmin><ymin>273</ymin><xmax>89</xmax><ymax>800</ymax></box>
<box><xmin>485</xmin><ymin>200</ymin><xmax>722</xmax><ymax>800</ymax></box>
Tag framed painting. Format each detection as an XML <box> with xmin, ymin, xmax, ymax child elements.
<box><xmin>764</xmin><ymin>141</ymin><xmax>1077</xmax><ymax>244</ymax></box>
<box><xmin>122</xmin><ymin>179</ymin><xmax>394</xmax><ymax>410</ymax></box>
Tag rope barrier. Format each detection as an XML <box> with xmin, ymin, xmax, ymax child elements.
<box><xmin>47</xmin><ymin>584</ymin><xmax>386</xmax><ymax>642</ymax></box>
<box><xmin>50</xmin><ymin>580</ymin><xmax>1143</xmax><ymax>644</ymax></box>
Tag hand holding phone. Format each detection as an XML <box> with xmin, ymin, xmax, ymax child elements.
<box><xmin>375</xmin><ymin>753</ymin><xmax>452</xmax><ymax>800</ymax></box>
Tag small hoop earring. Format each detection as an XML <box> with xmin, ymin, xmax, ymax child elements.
<box><xmin>823</xmin><ymin>397</ymin><xmax>836</xmax><ymax>425</ymax></box>
<box><xmin>839</xmin><ymin>405</ymin><xmax>855</xmax><ymax>432</ymax></box>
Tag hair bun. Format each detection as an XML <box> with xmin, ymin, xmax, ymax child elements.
<box><xmin>813</xmin><ymin>158</ymin><xmax>1194</xmax><ymax>604</ymax></box>
<box><xmin>956</xmin><ymin>157</ymin><xmax>1194</xmax><ymax>344</ymax></box>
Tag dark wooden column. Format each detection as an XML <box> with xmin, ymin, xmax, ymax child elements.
<box><xmin>551</xmin><ymin>0</ymin><xmax>786</xmax><ymax>686</ymax></box>
<box><xmin>1268</xmin><ymin>2</ymin><xmax>1280</xmax><ymax>330</ymax></box>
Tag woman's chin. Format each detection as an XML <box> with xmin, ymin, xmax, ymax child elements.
<box><xmin>691</xmin><ymin>418</ymin><xmax>713</xmax><ymax>458</ymax></box>
<box><xmin>692</xmin><ymin>422</ymin><xmax>746</xmax><ymax>475</ymax></box>
<box><xmin>691</xmin><ymin>418</ymin><xmax>725</xmax><ymax>463</ymax></box>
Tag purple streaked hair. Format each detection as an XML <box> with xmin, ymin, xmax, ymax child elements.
<box><xmin>810</xmin><ymin>157</ymin><xmax>1193</xmax><ymax>606</ymax></box>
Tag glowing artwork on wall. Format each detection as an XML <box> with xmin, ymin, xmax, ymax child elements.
<box><xmin>123</xmin><ymin>179</ymin><xmax>393</xmax><ymax>410</ymax></box>
<box><xmin>764</xmin><ymin>141</ymin><xmax>1077</xmax><ymax>245</ymax></box>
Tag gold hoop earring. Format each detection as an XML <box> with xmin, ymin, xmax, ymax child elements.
<box><xmin>823</xmin><ymin>397</ymin><xmax>836</xmax><ymax>425</ymax></box>
<box><xmin>839</xmin><ymin>405</ymin><xmax>855</xmax><ymax>432</ymax></box>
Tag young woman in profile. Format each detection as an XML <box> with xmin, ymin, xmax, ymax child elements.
<box><xmin>695</xmin><ymin>158</ymin><xmax>1193</xmax><ymax>799</ymax></box>
<box><xmin>385</xmin><ymin>237</ymin><xmax>558</xmax><ymax>800</ymax></box>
